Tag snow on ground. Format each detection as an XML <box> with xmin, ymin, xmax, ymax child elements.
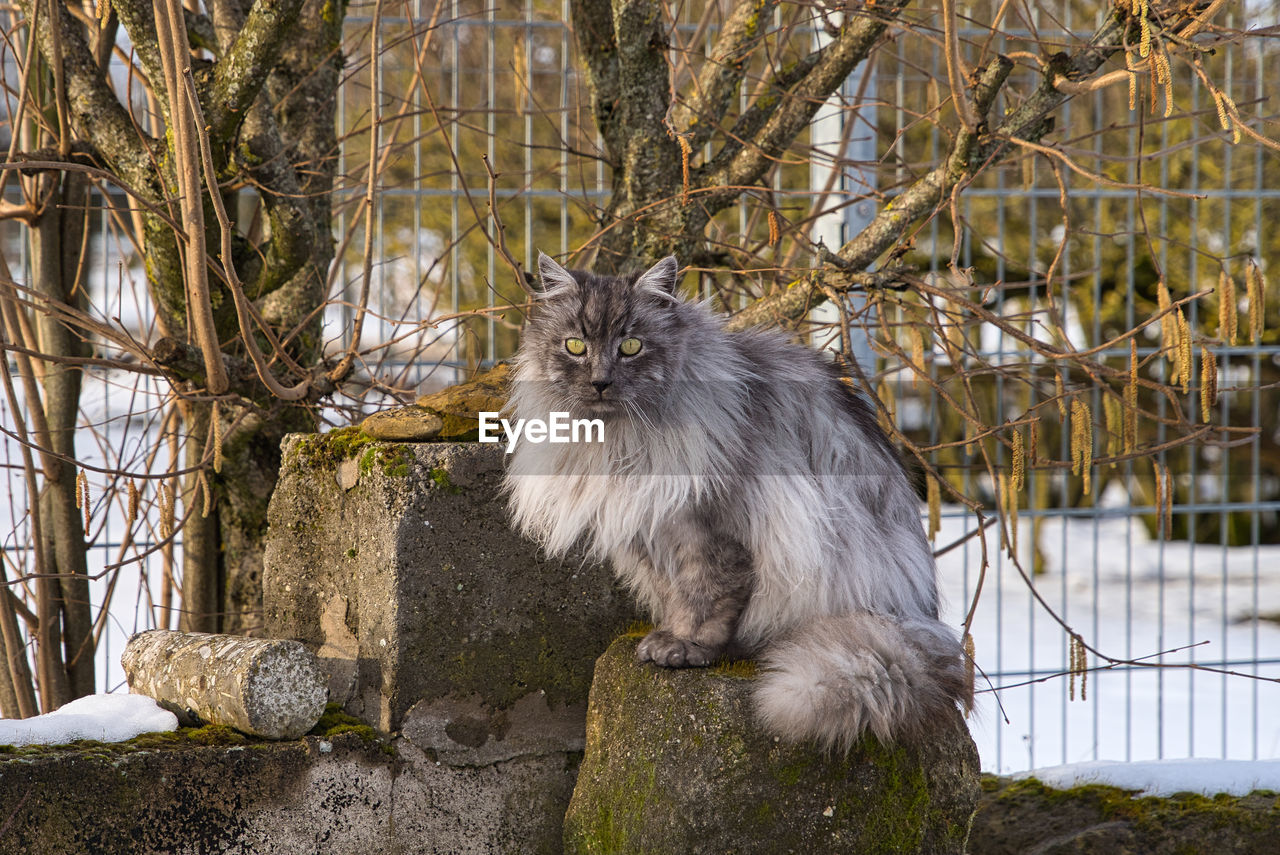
<box><xmin>934</xmin><ymin>492</ymin><xmax>1280</xmax><ymax>775</ymax></box>
<box><xmin>0</xmin><ymin>693</ymin><xmax>177</xmax><ymax>747</ymax></box>
<box><xmin>1020</xmin><ymin>758</ymin><xmax>1280</xmax><ymax>797</ymax></box>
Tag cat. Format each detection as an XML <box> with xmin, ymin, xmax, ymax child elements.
<box><xmin>503</xmin><ymin>252</ymin><xmax>972</xmax><ymax>748</ymax></box>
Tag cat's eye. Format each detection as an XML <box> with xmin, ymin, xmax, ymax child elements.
<box><xmin>619</xmin><ymin>337</ymin><xmax>643</xmax><ymax>356</ymax></box>
<box><xmin>565</xmin><ymin>337</ymin><xmax>587</xmax><ymax>356</ymax></box>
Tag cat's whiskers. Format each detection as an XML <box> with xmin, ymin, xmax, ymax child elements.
<box><xmin>622</xmin><ymin>399</ymin><xmax>658</xmax><ymax>441</ymax></box>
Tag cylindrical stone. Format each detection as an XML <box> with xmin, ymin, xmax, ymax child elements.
<box><xmin>121</xmin><ymin>630</ymin><xmax>328</xmax><ymax>739</ymax></box>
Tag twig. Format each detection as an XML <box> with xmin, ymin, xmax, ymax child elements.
<box><xmin>152</xmin><ymin>0</ymin><xmax>229</xmax><ymax>394</ymax></box>
<box><xmin>481</xmin><ymin>153</ymin><xmax>531</xmax><ymax>296</ymax></box>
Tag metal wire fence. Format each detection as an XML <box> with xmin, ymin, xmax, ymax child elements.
<box><xmin>890</xmin><ymin>11</ymin><xmax>1280</xmax><ymax>772</ymax></box>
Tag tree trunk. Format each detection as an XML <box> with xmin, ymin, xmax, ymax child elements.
<box><xmin>572</xmin><ymin>0</ymin><xmax>706</xmax><ymax>273</ymax></box>
<box><xmin>177</xmin><ymin>401</ymin><xmax>221</xmax><ymax>633</ymax></box>
<box><xmin>218</xmin><ymin>0</ymin><xmax>340</xmax><ymax>634</ymax></box>
<box><xmin>100</xmin><ymin>0</ymin><xmax>344</xmax><ymax>635</ymax></box>
<box><xmin>30</xmin><ymin>168</ymin><xmax>94</xmax><ymax>702</ymax></box>
<box><xmin>0</xmin><ymin>579</ymin><xmax>38</xmax><ymax>718</ymax></box>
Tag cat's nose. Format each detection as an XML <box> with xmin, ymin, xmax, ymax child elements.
<box><xmin>591</xmin><ymin>379</ymin><xmax>612</xmax><ymax>395</ymax></box>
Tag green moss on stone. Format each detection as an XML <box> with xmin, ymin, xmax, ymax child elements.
<box><xmin>1001</xmin><ymin>776</ymin><xmax>1278</xmax><ymax>836</ymax></box>
<box><xmin>711</xmin><ymin>659</ymin><xmax>757</xmax><ymax>679</ymax></box>
<box><xmin>429</xmin><ymin>467</ymin><xmax>462</xmax><ymax>493</ymax></box>
<box><xmin>309</xmin><ymin>703</ymin><xmax>368</xmax><ymax>736</ymax></box>
<box><xmin>581</xmin><ymin>759</ymin><xmax>658</xmax><ymax>854</ymax></box>
<box><xmin>184</xmin><ymin>725</ymin><xmax>249</xmax><ymax>747</ymax></box>
<box><xmin>294</xmin><ymin>426</ymin><xmax>414</xmax><ymax>478</ymax></box>
<box><xmin>774</xmin><ymin>756</ymin><xmax>812</xmax><ymax>788</ymax></box>
<box><xmin>322</xmin><ymin>723</ymin><xmax>379</xmax><ymax>743</ymax></box>
<box><xmin>0</xmin><ymin>722</ymin><xmax>253</xmax><ymax>761</ymax></box>
<box><xmin>973</xmin><ymin>774</ymin><xmax>1280</xmax><ymax>854</ymax></box>
<box><xmin>852</xmin><ymin>740</ymin><xmax>931</xmax><ymax>850</ymax></box>
<box><xmin>620</xmin><ymin>622</ymin><xmax>652</xmax><ymax>639</ymax></box>
<box><xmin>307</xmin><ymin>703</ymin><xmax>391</xmax><ymax>753</ymax></box>
<box><xmin>294</xmin><ymin>426</ymin><xmax>372</xmax><ymax>468</ymax></box>
<box><xmin>359</xmin><ymin>444</ymin><xmax>413</xmax><ymax>478</ymax></box>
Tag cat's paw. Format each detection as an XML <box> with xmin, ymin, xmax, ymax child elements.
<box><xmin>636</xmin><ymin>630</ymin><xmax>717</xmax><ymax>668</ymax></box>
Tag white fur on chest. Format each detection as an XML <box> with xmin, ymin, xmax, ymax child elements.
<box><xmin>505</xmin><ymin>422</ymin><xmax>713</xmax><ymax>559</ymax></box>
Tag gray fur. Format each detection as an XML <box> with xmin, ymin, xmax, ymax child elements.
<box><xmin>504</xmin><ymin>252</ymin><xmax>973</xmax><ymax>748</ymax></box>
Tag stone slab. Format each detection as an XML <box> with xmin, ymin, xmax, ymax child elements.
<box><xmin>970</xmin><ymin>775</ymin><xmax>1280</xmax><ymax>855</ymax></box>
<box><xmin>0</xmin><ymin>725</ymin><xmax>575</xmax><ymax>855</ymax></box>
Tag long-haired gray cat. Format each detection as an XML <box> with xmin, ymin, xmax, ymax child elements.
<box><xmin>504</xmin><ymin>252</ymin><xmax>972</xmax><ymax>748</ymax></box>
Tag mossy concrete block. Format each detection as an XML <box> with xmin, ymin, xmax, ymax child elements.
<box><xmin>970</xmin><ymin>775</ymin><xmax>1280</xmax><ymax>854</ymax></box>
<box><xmin>564</xmin><ymin>636</ymin><xmax>981</xmax><ymax>855</ymax></box>
<box><xmin>263</xmin><ymin>435</ymin><xmax>637</xmax><ymax>731</ymax></box>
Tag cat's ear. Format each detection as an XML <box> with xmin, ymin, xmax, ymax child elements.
<box><xmin>633</xmin><ymin>256</ymin><xmax>681</xmax><ymax>304</ymax></box>
<box><xmin>536</xmin><ymin>251</ymin><xmax>578</xmax><ymax>299</ymax></box>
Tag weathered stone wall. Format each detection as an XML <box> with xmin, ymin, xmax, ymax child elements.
<box><xmin>259</xmin><ymin>434</ymin><xmax>636</xmax><ymax>851</ymax></box>
<box><xmin>0</xmin><ymin>717</ymin><xmax>576</xmax><ymax>855</ymax></box>
<box><xmin>6</xmin><ymin>719</ymin><xmax>1276</xmax><ymax>855</ymax></box>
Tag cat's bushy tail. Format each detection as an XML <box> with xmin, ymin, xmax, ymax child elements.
<box><xmin>753</xmin><ymin>612</ymin><xmax>973</xmax><ymax>750</ymax></box>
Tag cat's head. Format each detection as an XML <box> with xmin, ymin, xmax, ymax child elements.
<box><xmin>516</xmin><ymin>252</ymin><xmax>690</xmax><ymax>418</ymax></box>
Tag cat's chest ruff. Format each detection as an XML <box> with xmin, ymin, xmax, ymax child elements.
<box><xmin>532</xmin><ymin>430</ymin><xmax>708</xmax><ymax>524</ymax></box>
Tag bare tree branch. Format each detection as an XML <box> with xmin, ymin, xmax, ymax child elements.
<box><xmin>20</xmin><ymin>0</ymin><xmax>158</xmax><ymax>195</ymax></box>
<box><xmin>727</xmin><ymin>52</ymin><xmax>1013</xmax><ymax>330</ymax></box>
<box><xmin>703</xmin><ymin>45</ymin><xmax>824</xmax><ymax>180</ymax></box>
<box><xmin>672</xmin><ymin>0</ymin><xmax>779</xmax><ymax>150</ymax></box>
<box><xmin>236</xmin><ymin>98</ymin><xmax>314</xmax><ymax>297</ymax></box>
<box><xmin>154</xmin><ymin>0</ymin><xmax>230</xmax><ymax>394</ymax></box>
<box><xmin>725</xmin><ymin>6</ymin><xmax>1157</xmax><ymax>330</ymax></box>
<box><xmin>208</xmin><ymin>0</ymin><xmax>307</xmax><ymax>139</ymax></box>
<box><xmin>110</xmin><ymin>0</ymin><xmax>169</xmax><ymax>110</ymax></box>
<box><xmin>701</xmin><ymin>0</ymin><xmax>910</xmax><ymax>212</ymax></box>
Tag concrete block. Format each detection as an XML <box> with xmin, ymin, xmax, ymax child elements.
<box><xmin>121</xmin><ymin>630</ymin><xmax>327</xmax><ymax>738</ymax></box>
<box><xmin>263</xmin><ymin>434</ymin><xmax>638</xmax><ymax>732</ymax></box>
<box><xmin>565</xmin><ymin>636</ymin><xmax>982</xmax><ymax>854</ymax></box>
